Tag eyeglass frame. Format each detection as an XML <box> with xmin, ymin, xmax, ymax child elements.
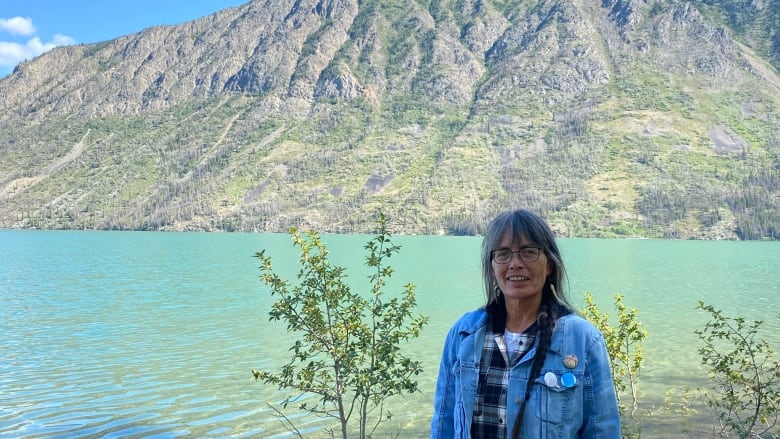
<box><xmin>490</xmin><ymin>246</ymin><xmax>543</xmax><ymax>264</ymax></box>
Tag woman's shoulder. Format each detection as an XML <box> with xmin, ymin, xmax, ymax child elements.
<box><xmin>556</xmin><ymin>313</ymin><xmax>604</xmax><ymax>339</ymax></box>
<box><xmin>448</xmin><ymin>308</ymin><xmax>489</xmax><ymax>334</ymax></box>
<box><xmin>547</xmin><ymin>313</ymin><xmax>607</xmax><ymax>360</ymax></box>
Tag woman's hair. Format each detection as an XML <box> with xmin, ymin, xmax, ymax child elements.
<box><xmin>480</xmin><ymin>209</ymin><xmax>573</xmax><ymax>310</ymax></box>
<box><xmin>480</xmin><ymin>209</ymin><xmax>574</xmax><ymax>439</ymax></box>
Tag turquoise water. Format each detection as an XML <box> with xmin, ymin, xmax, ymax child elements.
<box><xmin>1</xmin><ymin>230</ymin><xmax>778</xmax><ymax>438</ymax></box>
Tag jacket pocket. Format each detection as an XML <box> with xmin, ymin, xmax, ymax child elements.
<box><xmin>533</xmin><ymin>370</ymin><xmax>583</xmax><ymax>425</ymax></box>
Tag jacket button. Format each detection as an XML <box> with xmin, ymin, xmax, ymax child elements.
<box><xmin>515</xmin><ymin>398</ymin><xmax>522</xmax><ymax>405</ymax></box>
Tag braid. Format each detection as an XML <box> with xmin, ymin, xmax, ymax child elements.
<box><xmin>510</xmin><ymin>297</ymin><xmax>558</xmax><ymax>439</ymax></box>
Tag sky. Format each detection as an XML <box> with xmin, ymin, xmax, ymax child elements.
<box><xmin>0</xmin><ymin>0</ymin><xmax>247</xmax><ymax>78</ymax></box>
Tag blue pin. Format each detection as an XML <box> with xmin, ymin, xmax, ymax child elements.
<box><xmin>561</xmin><ymin>372</ymin><xmax>577</xmax><ymax>388</ymax></box>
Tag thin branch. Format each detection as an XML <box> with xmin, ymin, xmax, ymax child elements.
<box><xmin>267</xmin><ymin>403</ymin><xmax>304</xmax><ymax>438</ymax></box>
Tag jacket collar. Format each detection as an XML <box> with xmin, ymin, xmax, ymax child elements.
<box><xmin>456</xmin><ymin>309</ymin><xmax>489</xmax><ymax>337</ymax></box>
<box><xmin>456</xmin><ymin>306</ymin><xmax>574</xmax><ymax>354</ymax></box>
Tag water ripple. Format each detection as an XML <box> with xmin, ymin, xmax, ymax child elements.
<box><xmin>2</xmin><ymin>231</ymin><xmax>778</xmax><ymax>438</ymax></box>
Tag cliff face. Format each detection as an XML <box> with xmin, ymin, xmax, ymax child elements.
<box><xmin>1</xmin><ymin>0</ymin><xmax>779</xmax><ymax>239</ymax></box>
<box><xmin>2</xmin><ymin>1</ymin><xmax>342</xmax><ymax>118</ymax></box>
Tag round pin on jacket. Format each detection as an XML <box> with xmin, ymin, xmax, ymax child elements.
<box><xmin>563</xmin><ymin>354</ymin><xmax>578</xmax><ymax>369</ymax></box>
<box><xmin>561</xmin><ymin>372</ymin><xmax>577</xmax><ymax>388</ymax></box>
<box><xmin>544</xmin><ymin>371</ymin><xmax>558</xmax><ymax>388</ymax></box>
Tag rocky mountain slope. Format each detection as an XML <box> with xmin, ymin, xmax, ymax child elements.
<box><xmin>1</xmin><ymin>0</ymin><xmax>778</xmax><ymax>239</ymax></box>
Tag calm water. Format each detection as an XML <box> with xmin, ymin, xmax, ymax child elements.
<box><xmin>1</xmin><ymin>230</ymin><xmax>778</xmax><ymax>438</ymax></box>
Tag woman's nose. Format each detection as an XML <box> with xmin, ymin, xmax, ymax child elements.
<box><xmin>508</xmin><ymin>252</ymin><xmax>526</xmax><ymax>266</ymax></box>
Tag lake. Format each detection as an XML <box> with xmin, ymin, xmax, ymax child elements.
<box><xmin>1</xmin><ymin>230</ymin><xmax>778</xmax><ymax>438</ymax></box>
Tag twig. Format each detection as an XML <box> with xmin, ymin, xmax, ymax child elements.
<box><xmin>267</xmin><ymin>403</ymin><xmax>303</xmax><ymax>438</ymax></box>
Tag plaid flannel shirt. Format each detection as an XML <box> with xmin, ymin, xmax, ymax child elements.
<box><xmin>471</xmin><ymin>324</ymin><xmax>537</xmax><ymax>438</ymax></box>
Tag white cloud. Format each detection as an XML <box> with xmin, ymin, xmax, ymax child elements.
<box><xmin>0</xmin><ymin>34</ymin><xmax>76</xmax><ymax>68</ymax></box>
<box><xmin>0</xmin><ymin>16</ymin><xmax>76</xmax><ymax>73</ymax></box>
<box><xmin>52</xmin><ymin>34</ymin><xmax>76</xmax><ymax>45</ymax></box>
<box><xmin>0</xmin><ymin>17</ymin><xmax>36</xmax><ymax>36</ymax></box>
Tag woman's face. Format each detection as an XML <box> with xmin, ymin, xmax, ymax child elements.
<box><xmin>491</xmin><ymin>232</ymin><xmax>552</xmax><ymax>303</ymax></box>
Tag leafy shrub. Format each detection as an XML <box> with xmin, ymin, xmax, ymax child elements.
<box><xmin>695</xmin><ymin>301</ymin><xmax>780</xmax><ymax>438</ymax></box>
<box><xmin>253</xmin><ymin>213</ymin><xmax>429</xmax><ymax>438</ymax></box>
<box><xmin>582</xmin><ymin>292</ymin><xmax>648</xmax><ymax>437</ymax></box>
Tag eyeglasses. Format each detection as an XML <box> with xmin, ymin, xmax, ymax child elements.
<box><xmin>491</xmin><ymin>247</ymin><xmax>542</xmax><ymax>264</ymax></box>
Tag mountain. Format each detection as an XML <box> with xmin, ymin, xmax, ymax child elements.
<box><xmin>1</xmin><ymin>0</ymin><xmax>778</xmax><ymax>239</ymax></box>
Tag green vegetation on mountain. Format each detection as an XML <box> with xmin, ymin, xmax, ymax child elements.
<box><xmin>0</xmin><ymin>0</ymin><xmax>778</xmax><ymax>239</ymax></box>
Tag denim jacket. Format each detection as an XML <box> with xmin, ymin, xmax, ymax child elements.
<box><xmin>430</xmin><ymin>309</ymin><xmax>621</xmax><ymax>438</ymax></box>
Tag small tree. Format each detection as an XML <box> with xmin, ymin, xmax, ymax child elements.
<box><xmin>695</xmin><ymin>301</ymin><xmax>780</xmax><ymax>438</ymax></box>
<box><xmin>582</xmin><ymin>292</ymin><xmax>648</xmax><ymax>437</ymax></box>
<box><xmin>253</xmin><ymin>213</ymin><xmax>429</xmax><ymax>438</ymax></box>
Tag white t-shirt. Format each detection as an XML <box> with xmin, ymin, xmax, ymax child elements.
<box><xmin>504</xmin><ymin>328</ymin><xmax>534</xmax><ymax>363</ymax></box>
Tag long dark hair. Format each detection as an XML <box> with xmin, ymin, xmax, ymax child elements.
<box><xmin>481</xmin><ymin>209</ymin><xmax>574</xmax><ymax>438</ymax></box>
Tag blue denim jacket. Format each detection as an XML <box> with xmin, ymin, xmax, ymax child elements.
<box><xmin>430</xmin><ymin>309</ymin><xmax>621</xmax><ymax>438</ymax></box>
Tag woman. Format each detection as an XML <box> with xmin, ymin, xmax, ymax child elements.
<box><xmin>430</xmin><ymin>209</ymin><xmax>620</xmax><ymax>438</ymax></box>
